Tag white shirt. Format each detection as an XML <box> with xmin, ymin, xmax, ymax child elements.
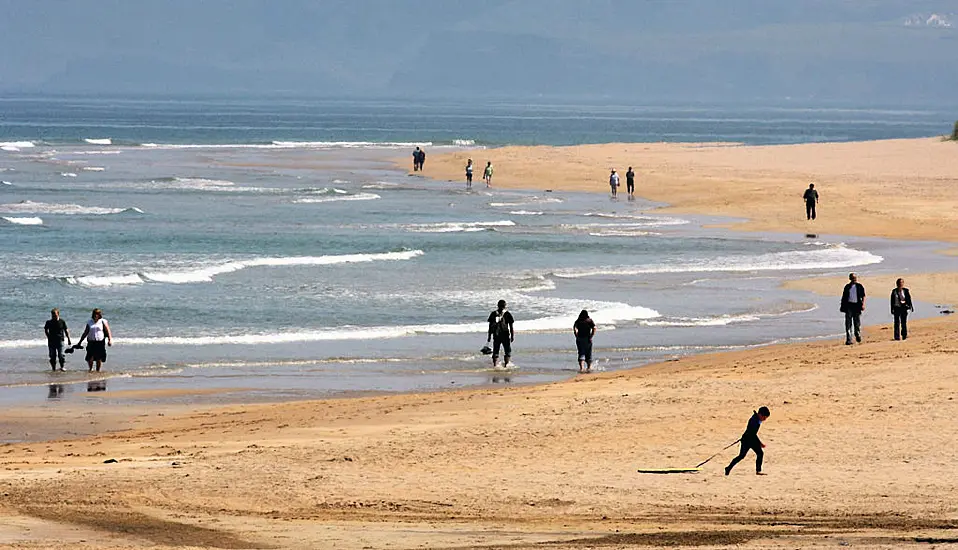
<box><xmin>848</xmin><ymin>285</ymin><xmax>858</xmax><ymax>303</ymax></box>
<box><xmin>86</xmin><ymin>318</ymin><xmax>108</xmax><ymax>341</ymax></box>
<box><xmin>610</xmin><ymin>173</ymin><xmax>619</xmax><ymax>186</ymax></box>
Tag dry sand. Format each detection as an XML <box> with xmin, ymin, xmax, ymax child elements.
<box><xmin>421</xmin><ymin>138</ymin><xmax>958</xmax><ymax>242</ymax></box>
<box><xmin>3</xmin><ymin>138</ymin><xmax>958</xmax><ymax>549</ymax></box>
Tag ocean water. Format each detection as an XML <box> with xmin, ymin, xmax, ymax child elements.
<box><xmin>0</xmin><ymin>97</ymin><xmax>955</xmax><ymax>405</ymax></box>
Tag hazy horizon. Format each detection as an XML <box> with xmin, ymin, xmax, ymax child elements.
<box><xmin>2</xmin><ymin>1</ymin><xmax>957</xmax><ymax>106</ymax></box>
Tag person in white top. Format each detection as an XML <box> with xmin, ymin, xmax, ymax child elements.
<box><xmin>78</xmin><ymin>308</ymin><xmax>113</xmax><ymax>372</ymax></box>
<box><xmin>609</xmin><ymin>169</ymin><xmax>620</xmax><ymax>197</ymax></box>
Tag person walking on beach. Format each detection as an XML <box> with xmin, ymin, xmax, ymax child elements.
<box><xmin>418</xmin><ymin>148</ymin><xmax>426</xmax><ymax>171</ymax></box>
<box><xmin>725</xmin><ymin>406</ymin><xmax>770</xmax><ymax>476</ymax></box>
<box><xmin>483</xmin><ymin>161</ymin><xmax>494</xmax><ymax>187</ymax></box>
<box><xmin>803</xmin><ymin>183</ymin><xmax>819</xmax><ymax>220</ymax></box>
<box><xmin>486</xmin><ymin>299</ymin><xmax>514</xmax><ymax>369</ymax></box>
<box><xmin>890</xmin><ymin>278</ymin><xmax>914</xmax><ymax>340</ymax></box>
<box><xmin>43</xmin><ymin>308</ymin><xmax>71</xmax><ymax>371</ymax></box>
<box><xmin>412</xmin><ymin>147</ymin><xmax>421</xmax><ymax>171</ymax></box>
<box><xmin>840</xmin><ymin>273</ymin><xmax>866</xmax><ymax>345</ymax></box>
<box><xmin>626</xmin><ymin>166</ymin><xmax>636</xmax><ymax>197</ymax></box>
<box><xmin>465</xmin><ymin>159</ymin><xmax>474</xmax><ymax>188</ymax></box>
<box><xmin>609</xmin><ymin>169</ymin><xmax>620</xmax><ymax>197</ymax></box>
<box><xmin>77</xmin><ymin>308</ymin><xmax>112</xmax><ymax>372</ymax></box>
<box><xmin>573</xmin><ymin>309</ymin><xmax>596</xmax><ymax>373</ymax></box>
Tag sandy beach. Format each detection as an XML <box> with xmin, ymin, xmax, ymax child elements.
<box><xmin>3</xmin><ymin>138</ymin><xmax>958</xmax><ymax>549</ymax></box>
<box><xmin>422</xmin><ymin>138</ymin><xmax>958</xmax><ymax>242</ymax></box>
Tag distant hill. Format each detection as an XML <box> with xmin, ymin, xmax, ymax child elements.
<box><xmin>0</xmin><ymin>0</ymin><xmax>956</xmax><ymax>105</ymax></box>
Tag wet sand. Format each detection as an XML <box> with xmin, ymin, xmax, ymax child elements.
<box><xmin>3</xmin><ymin>138</ymin><xmax>958</xmax><ymax>549</ymax></box>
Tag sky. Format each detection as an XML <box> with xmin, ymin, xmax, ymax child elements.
<box><xmin>1</xmin><ymin>0</ymin><xmax>956</xmax><ymax>105</ymax></box>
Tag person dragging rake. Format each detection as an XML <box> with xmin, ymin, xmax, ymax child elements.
<box><xmin>724</xmin><ymin>406</ymin><xmax>770</xmax><ymax>476</ymax></box>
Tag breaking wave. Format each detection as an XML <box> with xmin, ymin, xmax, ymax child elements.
<box><xmin>61</xmin><ymin>250</ymin><xmax>425</xmax><ymax>287</ymax></box>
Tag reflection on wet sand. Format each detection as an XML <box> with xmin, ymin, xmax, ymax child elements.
<box><xmin>87</xmin><ymin>380</ymin><xmax>107</xmax><ymax>393</ymax></box>
<box><xmin>47</xmin><ymin>384</ymin><xmax>64</xmax><ymax>399</ymax></box>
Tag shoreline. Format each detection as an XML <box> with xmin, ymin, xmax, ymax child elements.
<box><xmin>3</xmin><ymin>138</ymin><xmax>958</xmax><ymax>548</ymax></box>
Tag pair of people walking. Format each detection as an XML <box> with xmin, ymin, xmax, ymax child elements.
<box><xmin>840</xmin><ymin>274</ymin><xmax>914</xmax><ymax>344</ymax></box>
<box><xmin>464</xmin><ymin>160</ymin><xmax>494</xmax><ymax>188</ymax></box>
<box><xmin>44</xmin><ymin>308</ymin><xmax>113</xmax><ymax>372</ymax></box>
<box><xmin>608</xmin><ymin>168</ymin><xmax>636</xmax><ymax>198</ymax></box>
<box><xmin>484</xmin><ymin>303</ymin><xmax>597</xmax><ymax>373</ymax></box>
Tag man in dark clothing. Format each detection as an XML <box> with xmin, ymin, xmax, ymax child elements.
<box><xmin>418</xmin><ymin>148</ymin><xmax>426</xmax><ymax>170</ymax></box>
<box><xmin>803</xmin><ymin>183</ymin><xmax>819</xmax><ymax>220</ymax></box>
<box><xmin>840</xmin><ymin>272</ymin><xmax>866</xmax><ymax>345</ymax></box>
<box><xmin>486</xmin><ymin>299</ymin><xmax>515</xmax><ymax>369</ymax></box>
<box><xmin>625</xmin><ymin>167</ymin><xmax>636</xmax><ymax>197</ymax></box>
<box><xmin>725</xmin><ymin>406</ymin><xmax>770</xmax><ymax>475</ymax></box>
<box><xmin>412</xmin><ymin>147</ymin><xmax>422</xmax><ymax>171</ymax></box>
<box><xmin>43</xmin><ymin>308</ymin><xmax>71</xmax><ymax>371</ymax></box>
<box><xmin>890</xmin><ymin>278</ymin><xmax>914</xmax><ymax>340</ymax></box>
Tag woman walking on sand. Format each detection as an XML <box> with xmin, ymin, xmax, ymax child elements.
<box><xmin>573</xmin><ymin>309</ymin><xmax>596</xmax><ymax>373</ymax></box>
<box><xmin>483</xmin><ymin>161</ymin><xmax>494</xmax><ymax>187</ymax></box>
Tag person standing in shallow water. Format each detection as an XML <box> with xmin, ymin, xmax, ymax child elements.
<box><xmin>78</xmin><ymin>308</ymin><xmax>112</xmax><ymax>372</ymax></box>
<box><xmin>44</xmin><ymin>308</ymin><xmax>71</xmax><ymax>371</ymax></box>
<box><xmin>573</xmin><ymin>309</ymin><xmax>596</xmax><ymax>373</ymax></box>
<box><xmin>486</xmin><ymin>299</ymin><xmax>514</xmax><ymax>369</ymax></box>
<box><xmin>890</xmin><ymin>278</ymin><xmax>914</xmax><ymax>340</ymax></box>
<box><xmin>609</xmin><ymin>169</ymin><xmax>619</xmax><ymax>197</ymax></box>
<box><xmin>725</xmin><ymin>406</ymin><xmax>770</xmax><ymax>476</ymax></box>
<box><xmin>483</xmin><ymin>161</ymin><xmax>494</xmax><ymax>187</ymax></box>
<box><xmin>840</xmin><ymin>273</ymin><xmax>866</xmax><ymax>345</ymax></box>
<box><xmin>625</xmin><ymin>166</ymin><xmax>636</xmax><ymax>197</ymax></box>
<box><xmin>465</xmin><ymin>159</ymin><xmax>474</xmax><ymax>188</ymax></box>
<box><xmin>803</xmin><ymin>183</ymin><xmax>819</xmax><ymax>220</ymax></box>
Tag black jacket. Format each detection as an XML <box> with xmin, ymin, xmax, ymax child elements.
<box><xmin>889</xmin><ymin>287</ymin><xmax>914</xmax><ymax>313</ymax></box>
<box><xmin>840</xmin><ymin>282</ymin><xmax>866</xmax><ymax>313</ymax></box>
<box><xmin>741</xmin><ymin>412</ymin><xmax>763</xmax><ymax>447</ymax></box>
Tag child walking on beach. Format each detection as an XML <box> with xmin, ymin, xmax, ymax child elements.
<box><xmin>725</xmin><ymin>406</ymin><xmax>770</xmax><ymax>476</ymax></box>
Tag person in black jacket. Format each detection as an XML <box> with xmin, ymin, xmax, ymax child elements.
<box><xmin>840</xmin><ymin>272</ymin><xmax>866</xmax><ymax>345</ymax></box>
<box><xmin>803</xmin><ymin>183</ymin><xmax>819</xmax><ymax>220</ymax></box>
<box><xmin>725</xmin><ymin>406</ymin><xmax>770</xmax><ymax>475</ymax></box>
<box><xmin>890</xmin><ymin>278</ymin><xmax>914</xmax><ymax>340</ymax></box>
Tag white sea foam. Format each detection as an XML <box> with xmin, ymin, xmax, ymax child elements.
<box><xmin>554</xmin><ymin>245</ymin><xmax>882</xmax><ymax>278</ymax></box>
<box><xmin>141</xmin><ymin>141</ymin><xmax>432</xmax><ymax>150</ymax></box>
<box><xmin>60</xmin><ymin>172</ymin><xmax>78</xmax><ymax>178</ymax></box>
<box><xmin>1</xmin><ymin>181</ymin><xmax>11</xmax><ymax>186</ymax></box>
<box><xmin>66</xmin><ymin>250</ymin><xmax>425</xmax><ymax>287</ymax></box>
<box><xmin>583</xmin><ymin>212</ymin><xmax>689</xmax><ymax>226</ymax></box>
<box><xmin>1</xmin><ymin>216</ymin><xmax>43</xmax><ymax>225</ymax></box>
<box><xmin>643</xmin><ymin>304</ymin><xmax>818</xmax><ymax>327</ymax></box>
<box><xmin>293</xmin><ymin>192</ymin><xmax>380</xmax><ymax>204</ymax></box>
<box><xmin>271</xmin><ymin>140</ymin><xmax>432</xmax><ymax>149</ymax></box>
<box><xmin>84</xmin><ymin>138</ymin><xmax>112</xmax><ymax>145</ymax></box>
<box><xmin>403</xmin><ymin>220</ymin><xmax>515</xmax><ymax>233</ymax></box>
<box><xmin>453</xmin><ymin>139</ymin><xmax>476</xmax><ymax>146</ymax></box>
<box><xmin>81</xmin><ymin>166</ymin><xmax>106</xmax><ymax>171</ymax></box>
<box><xmin>589</xmin><ymin>230</ymin><xmax>658</xmax><ymax>237</ymax></box>
<box><xmin>0</xmin><ymin>141</ymin><xmax>36</xmax><ymax>152</ymax></box>
<box><xmin>332</xmin><ymin>179</ymin><xmax>350</xmax><ymax>184</ymax></box>
<box><xmin>0</xmin><ymin>201</ymin><xmax>139</xmax><ymax>215</ymax></box>
<box><xmin>508</xmin><ymin>210</ymin><xmax>544</xmax><ymax>216</ymax></box>
<box><xmin>489</xmin><ymin>197</ymin><xmax>564</xmax><ymax>207</ymax></box>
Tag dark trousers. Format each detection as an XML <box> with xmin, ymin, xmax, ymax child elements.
<box><xmin>626</xmin><ymin>181</ymin><xmax>634</xmax><ymax>194</ymax></box>
<box><xmin>47</xmin><ymin>340</ymin><xmax>65</xmax><ymax>367</ymax></box>
<box><xmin>726</xmin><ymin>439</ymin><xmax>764</xmax><ymax>473</ymax></box>
<box><xmin>845</xmin><ymin>309</ymin><xmax>862</xmax><ymax>343</ymax></box>
<box><xmin>893</xmin><ymin>308</ymin><xmax>909</xmax><ymax>340</ymax></box>
<box><xmin>806</xmin><ymin>201</ymin><xmax>816</xmax><ymax>220</ymax></box>
<box><xmin>492</xmin><ymin>336</ymin><xmax>511</xmax><ymax>361</ymax></box>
